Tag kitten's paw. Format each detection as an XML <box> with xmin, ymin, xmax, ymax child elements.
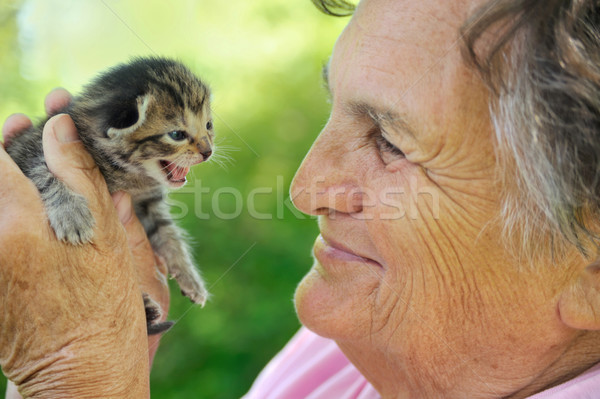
<box><xmin>172</xmin><ymin>270</ymin><xmax>209</xmax><ymax>306</ymax></box>
<box><xmin>47</xmin><ymin>194</ymin><xmax>95</xmax><ymax>244</ymax></box>
<box><xmin>143</xmin><ymin>293</ymin><xmax>174</xmax><ymax>335</ymax></box>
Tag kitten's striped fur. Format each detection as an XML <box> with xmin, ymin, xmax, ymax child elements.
<box><xmin>7</xmin><ymin>57</ymin><xmax>213</xmax><ymax>334</ymax></box>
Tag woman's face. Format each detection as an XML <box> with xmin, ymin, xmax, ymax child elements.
<box><xmin>291</xmin><ymin>0</ymin><xmax>580</xmax><ymax>396</ymax></box>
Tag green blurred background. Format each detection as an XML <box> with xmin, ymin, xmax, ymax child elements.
<box><xmin>0</xmin><ymin>0</ymin><xmax>348</xmax><ymax>397</ymax></box>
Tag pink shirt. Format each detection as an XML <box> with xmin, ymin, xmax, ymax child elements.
<box><xmin>244</xmin><ymin>327</ymin><xmax>600</xmax><ymax>399</ymax></box>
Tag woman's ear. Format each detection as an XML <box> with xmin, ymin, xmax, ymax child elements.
<box><xmin>558</xmin><ymin>261</ymin><xmax>600</xmax><ymax>330</ymax></box>
<box><xmin>106</xmin><ymin>93</ymin><xmax>152</xmax><ymax>138</ymax></box>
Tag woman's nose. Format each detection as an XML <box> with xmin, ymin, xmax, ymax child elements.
<box><xmin>290</xmin><ymin>127</ymin><xmax>364</xmax><ymax>216</ymax></box>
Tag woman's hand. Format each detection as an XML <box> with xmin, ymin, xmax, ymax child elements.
<box><xmin>0</xmin><ymin>89</ymin><xmax>170</xmax><ymax>398</ymax></box>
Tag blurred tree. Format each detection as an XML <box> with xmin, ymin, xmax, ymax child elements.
<box><xmin>0</xmin><ymin>0</ymin><xmax>348</xmax><ymax>397</ymax></box>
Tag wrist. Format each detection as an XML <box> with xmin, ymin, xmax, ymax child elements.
<box><xmin>9</xmin><ymin>319</ymin><xmax>150</xmax><ymax>398</ymax></box>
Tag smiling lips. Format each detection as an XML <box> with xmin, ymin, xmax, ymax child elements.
<box><xmin>315</xmin><ymin>235</ymin><xmax>383</xmax><ymax>269</ymax></box>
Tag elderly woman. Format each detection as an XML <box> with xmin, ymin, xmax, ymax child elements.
<box><xmin>1</xmin><ymin>0</ymin><xmax>600</xmax><ymax>397</ymax></box>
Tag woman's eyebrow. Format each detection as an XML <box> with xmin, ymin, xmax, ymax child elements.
<box><xmin>346</xmin><ymin>101</ymin><xmax>416</xmax><ymax>138</ymax></box>
<box><xmin>321</xmin><ymin>61</ymin><xmax>415</xmax><ymax>138</ymax></box>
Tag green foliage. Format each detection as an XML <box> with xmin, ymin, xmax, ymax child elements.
<box><xmin>0</xmin><ymin>0</ymin><xmax>347</xmax><ymax>397</ymax></box>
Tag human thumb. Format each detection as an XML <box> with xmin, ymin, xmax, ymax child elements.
<box><xmin>112</xmin><ymin>191</ymin><xmax>169</xmax><ymax>291</ymax></box>
<box><xmin>42</xmin><ymin>114</ymin><xmax>112</xmax><ymax>214</ymax></box>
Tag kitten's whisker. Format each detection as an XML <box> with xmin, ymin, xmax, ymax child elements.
<box><xmin>159</xmin><ymin>160</ymin><xmax>176</xmax><ymax>172</ymax></box>
<box><xmin>210</xmin><ymin>159</ymin><xmax>228</xmax><ymax>172</ymax></box>
<box><xmin>159</xmin><ymin>154</ymin><xmax>187</xmax><ymax>173</ymax></box>
<box><xmin>189</xmin><ymin>162</ymin><xmax>200</xmax><ymax>181</ymax></box>
<box><xmin>210</xmin><ymin>151</ymin><xmax>235</xmax><ymax>168</ymax></box>
<box><xmin>208</xmin><ymin>154</ymin><xmax>232</xmax><ymax>172</ymax></box>
<box><xmin>209</xmin><ymin>143</ymin><xmax>236</xmax><ymax>169</ymax></box>
<box><xmin>212</xmin><ymin>138</ymin><xmax>237</xmax><ymax>151</ymax></box>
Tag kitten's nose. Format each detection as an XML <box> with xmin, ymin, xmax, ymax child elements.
<box><xmin>196</xmin><ymin>139</ymin><xmax>212</xmax><ymax>161</ymax></box>
<box><xmin>192</xmin><ymin>149</ymin><xmax>212</xmax><ymax>164</ymax></box>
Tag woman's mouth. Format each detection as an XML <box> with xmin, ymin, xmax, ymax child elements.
<box><xmin>313</xmin><ymin>235</ymin><xmax>383</xmax><ymax>271</ymax></box>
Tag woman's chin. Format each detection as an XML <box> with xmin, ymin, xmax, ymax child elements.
<box><xmin>294</xmin><ymin>261</ymin><xmax>379</xmax><ymax>341</ymax></box>
<box><xmin>294</xmin><ymin>266</ymin><xmax>327</xmax><ymax>334</ymax></box>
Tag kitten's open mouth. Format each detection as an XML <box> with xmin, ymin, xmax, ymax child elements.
<box><xmin>159</xmin><ymin>160</ymin><xmax>190</xmax><ymax>186</ymax></box>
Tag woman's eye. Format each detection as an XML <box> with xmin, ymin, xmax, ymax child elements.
<box><xmin>168</xmin><ymin>130</ymin><xmax>187</xmax><ymax>141</ymax></box>
<box><xmin>206</xmin><ymin>121</ymin><xmax>213</xmax><ymax>130</ymax></box>
<box><xmin>376</xmin><ymin>135</ymin><xmax>405</xmax><ymax>158</ymax></box>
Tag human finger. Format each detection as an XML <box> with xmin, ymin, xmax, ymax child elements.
<box><xmin>113</xmin><ymin>191</ymin><xmax>170</xmax><ymax>307</ymax></box>
<box><xmin>44</xmin><ymin>87</ymin><xmax>72</xmax><ymax>116</ymax></box>
<box><xmin>147</xmin><ymin>255</ymin><xmax>170</xmax><ymax>366</ymax></box>
<box><xmin>112</xmin><ymin>191</ymin><xmax>166</xmax><ymax>284</ymax></box>
<box><xmin>0</xmin><ymin>137</ymin><xmax>29</xmax><ymax>185</ymax></box>
<box><xmin>1</xmin><ymin>113</ymin><xmax>32</xmax><ymax>146</ymax></box>
<box><xmin>112</xmin><ymin>191</ymin><xmax>170</xmax><ymax>366</ymax></box>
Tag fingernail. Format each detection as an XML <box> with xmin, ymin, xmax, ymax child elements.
<box><xmin>53</xmin><ymin>114</ymin><xmax>80</xmax><ymax>143</ymax></box>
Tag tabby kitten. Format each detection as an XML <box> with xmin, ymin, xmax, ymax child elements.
<box><xmin>6</xmin><ymin>57</ymin><xmax>213</xmax><ymax>334</ymax></box>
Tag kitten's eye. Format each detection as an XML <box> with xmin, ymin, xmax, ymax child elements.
<box><xmin>376</xmin><ymin>135</ymin><xmax>405</xmax><ymax>158</ymax></box>
<box><xmin>206</xmin><ymin>121</ymin><xmax>213</xmax><ymax>130</ymax></box>
<box><xmin>168</xmin><ymin>130</ymin><xmax>187</xmax><ymax>141</ymax></box>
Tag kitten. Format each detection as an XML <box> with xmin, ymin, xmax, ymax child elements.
<box><xmin>6</xmin><ymin>57</ymin><xmax>212</xmax><ymax>334</ymax></box>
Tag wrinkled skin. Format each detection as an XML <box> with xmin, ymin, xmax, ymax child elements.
<box><xmin>291</xmin><ymin>0</ymin><xmax>600</xmax><ymax>398</ymax></box>
<box><xmin>0</xmin><ymin>89</ymin><xmax>170</xmax><ymax>398</ymax></box>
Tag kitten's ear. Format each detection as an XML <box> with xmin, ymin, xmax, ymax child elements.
<box><xmin>106</xmin><ymin>94</ymin><xmax>152</xmax><ymax>138</ymax></box>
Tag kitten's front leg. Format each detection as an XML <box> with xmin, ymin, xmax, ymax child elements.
<box><xmin>152</xmin><ymin>226</ymin><xmax>209</xmax><ymax>305</ymax></box>
<box><xmin>134</xmin><ymin>191</ymin><xmax>209</xmax><ymax>305</ymax></box>
<box><xmin>29</xmin><ymin>162</ymin><xmax>95</xmax><ymax>244</ymax></box>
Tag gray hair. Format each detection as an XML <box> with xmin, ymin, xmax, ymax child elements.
<box><xmin>462</xmin><ymin>0</ymin><xmax>600</xmax><ymax>260</ymax></box>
